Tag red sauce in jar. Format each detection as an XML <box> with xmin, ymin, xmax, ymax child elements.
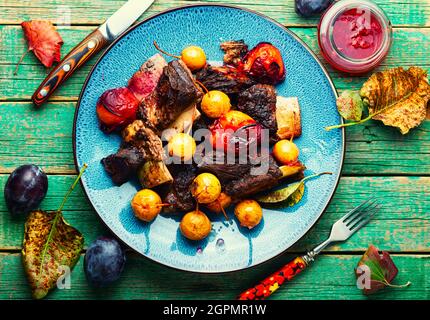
<box><xmin>332</xmin><ymin>9</ymin><xmax>383</xmax><ymax>60</ymax></box>
<box><xmin>318</xmin><ymin>0</ymin><xmax>392</xmax><ymax>74</ymax></box>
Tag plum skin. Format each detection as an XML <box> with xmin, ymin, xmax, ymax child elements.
<box><xmin>4</xmin><ymin>164</ymin><xmax>48</xmax><ymax>215</ymax></box>
<box><xmin>295</xmin><ymin>0</ymin><xmax>334</xmax><ymax>18</ymax></box>
<box><xmin>84</xmin><ymin>237</ymin><xmax>126</xmax><ymax>287</ymax></box>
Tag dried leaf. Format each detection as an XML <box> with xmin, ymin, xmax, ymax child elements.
<box><xmin>256</xmin><ymin>172</ymin><xmax>331</xmax><ymax>205</ymax></box>
<box><xmin>361</xmin><ymin>67</ymin><xmax>430</xmax><ymax>134</ymax></box>
<box><xmin>336</xmin><ymin>90</ymin><xmax>364</xmax><ymax>121</ymax></box>
<box><xmin>17</xmin><ymin>20</ymin><xmax>63</xmax><ymax>74</ymax></box>
<box><xmin>326</xmin><ymin>67</ymin><xmax>430</xmax><ymax>134</ymax></box>
<box><xmin>355</xmin><ymin>245</ymin><xmax>410</xmax><ymax>295</ymax></box>
<box><xmin>22</xmin><ymin>165</ymin><xmax>86</xmax><ymax>299</ymax></box>
<box><xmin>22</xmin><ymin>210</ymin><xmax>83</xmax><ymax>299</ymax></box>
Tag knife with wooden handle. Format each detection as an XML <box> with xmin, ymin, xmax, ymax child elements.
<box><xmin>32</xmin><ymin>0</ymin><xmax>155</xmax><ymax>107</ymax></box>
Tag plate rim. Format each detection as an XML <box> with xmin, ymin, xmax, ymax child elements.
<box><xmin>73</xmin><ymin>3</ymin><xmax>345</xmax><ymax>274</ymax></box>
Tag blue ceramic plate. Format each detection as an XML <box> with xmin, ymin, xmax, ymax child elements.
<box><xmin>74</xmin><ymin>4</ymin><xmax>344</xmax><ymax>273</ymax></box>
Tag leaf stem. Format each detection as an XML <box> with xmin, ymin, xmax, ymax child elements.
<box><xmin>14</xmin><ymin>49</ymin><xmax>29</xmax><ymax>76</ymax></box>
<box><xmin>325</xmin><ymin>92</ymin><xmax>414</xmax><ymax>131</ymax></box>
<box><xmin>57</xmin><ymin>164</ymin><xmax>88</xmax><ymax>212</ymax></box>
<box><xmin>325</xmin><ymin>114</ymin><xmax>373</xmax><ymax>131</ymax></box>
<box><xmin>38</xmin><ymin>164</ymin><xmax>87</xmax><ymax>278</ymax></box>
<box><xmin>385</xmin><ymin>281</ymin><xmax>411</xmax><ymax>288</ymax></box>
<box><xmin>374</xmin><ymin>279</ymin><xmax>411</xmax><ymax>289</ymax></box>
<box><xmin>38</xmin><ymin>211</ymin><xmax>61</xmax><ymax>278</ymax></box>
<box><xmin>302</xmin><ymin>172</ymin><xmax>333</xmax><ymax>183</ymax></box>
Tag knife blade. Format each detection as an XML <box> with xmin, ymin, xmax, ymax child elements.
<box><xmin>32</xmin><ymin>0</ymin><xmax>155</xmax><ymax>107</ymax></box>
<box><xmin>99</xmin><ymin>0</ymin><xmax>154</xmax><ymax>41</ymax></box>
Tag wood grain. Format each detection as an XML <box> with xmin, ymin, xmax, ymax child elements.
<box><xmin>0</xmin><ymin>252</ymin><xmax>427</xmax><ymax>300</ymax></box>
<box><xmin>0</xmin><ymin>0</ymin><xmax>429</xmax><ymax>301</ymax></box>
<box><xmin>1</xmin><ymin>26</ymin><xmax>429</xmax><ymax>101</ymax></box>
<box><xmin>0</xmin><ymin>175</ymin><xmax>428</xmax><ymax>252</ymax></box>
<box><xmin>0</xmin><ymin>0</ymin><xmax>429</xmax><ymax>27</ymax></box>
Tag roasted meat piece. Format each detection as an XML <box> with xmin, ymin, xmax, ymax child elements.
<box><xmin>195</xmin><ymin>65</ymin><xmax>254</xmax><ymax>96</ymax></box>
<box><xmin>101</xmin><ymin>146</ymin><xmax>143</xmax><ymax>185</ymax></box>
<box><xmin>128</xmin><ymin>53</ymin><xmax>167</xmax><ymax>102</ymax></box>
<box><xmin>198</xmin><ymin>149</ymin><xmax>284</xmax><ymax>199</ymax></box>
<box><xmin>101</xmin><ymin>59</ymin><xmax>202</xmax><ymax>186</ymax></box>
<box><xmin>198</xmin><ymin>151</ymin><xmax>252</xmax><ymax>184</ymax></box>
<box><xmin>224</xmin><ymin>155</ymin><xmax>282</xmax><ymax>199</ymax></box>
<box><xmin>237</xmin><ymin>84</ymin><xmax>277</xmax><ymax>136</ymax></box>
<box><xmin>163</xmin><ymin>165</ymin><xmax>197</xmax><ymax>212</ymax></box>
<box><xmin>138</xmin><ymin>60</ymin><xmax>203</xmax><ymax>132</ymax></box>
<box><xmin>220</xmin><ymin>40</ymin><xmax>248</xmax><ymax>66</ymax></box>
<box><xmin>121</xmin><ymin>120</ymin><xmax>164</xmax><ymax>161</ymax></box>
<box><xmin>101</xmin><ymin>120</ymin><xmax>164</xmax><ymax>185</ymax></box>
<box><xmin>237</xmin><ymin>84</ymin><xmax>302</xmax><ymax>140</ymax></box>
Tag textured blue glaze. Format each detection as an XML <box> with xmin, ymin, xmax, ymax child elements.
<box><xmin>75</xmin><ymin>5</ymin><xmax>344</xmax><ymax>273</ymax></box>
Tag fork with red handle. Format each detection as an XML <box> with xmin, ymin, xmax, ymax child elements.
<box><xmin>238</xmin><ymin>198</ymin><xmax>380</xmax><ymax>300</ymax></box>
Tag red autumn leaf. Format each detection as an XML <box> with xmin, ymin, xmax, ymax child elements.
<box><xmin>355</xmin><ymin>245</ymin><xmax>410</xmax><ymax>295</ymax></box>
<box><xmin>16</xmin><ymin>20</ymin><xmax>63</xmax><ymax>74</ymax></box>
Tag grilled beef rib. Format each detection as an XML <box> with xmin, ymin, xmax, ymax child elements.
<box><xmin>138</xmin><ymin>59</ymin><xmax>203</xmax><ymax>132</ymax></box>
<box><xmin>195</xmin><ymin>65</ymin><xmax>254</xmax><ymax>96</ymax></box>
<box><xmin>237</xmin><ymin>84</ymin><xmax>277</xmax><ymax>136</ymax></box>
<box><xmin>101</xmin><ymin>120</ymin><xmax>163</xmax><ymax>185</ymax></box>
<box><xmin>224</xmin><ymin>155</ymin><xmax>282</xmax><ymax>199</ymax></box>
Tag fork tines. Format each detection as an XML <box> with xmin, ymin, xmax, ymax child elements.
<box><xmin>341</xmin><ymin>198</ymin><xmax>381</xmax><ymax>231</ymax></box>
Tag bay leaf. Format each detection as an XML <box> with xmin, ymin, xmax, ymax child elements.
<box><xmin>256</xmin><ymin>181</ymin><xmax>304</xmax><ymax>205</ymax></box>
<box><xmin>22</xmin><ymin>210</ymin><xmax>83</xmax><ymax>299</ymax></box>
<box><xmin>256</xmin><ymin>172</ymin><xmax>331</xmax><ymax>205</ymax></box>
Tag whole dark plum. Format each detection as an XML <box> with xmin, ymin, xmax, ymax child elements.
<box><xmin>84</xmin><ymin>237</ymin><xmax>126</xmax><ymax>287</ymax></box>
<box><xmin>295</xmin><ymin>0</ymin><xmax>334</xmax><ymax>18</ymax></box>
<box><xmin>4</xmin><ymin>164</ymin><xmax>48</xmax><ymax>215</ymax></box>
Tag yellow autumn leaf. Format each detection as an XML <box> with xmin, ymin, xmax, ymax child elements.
<box><xmin>360</xmin><ymin>67</ymin><xmax>430</xmax><ymax>134</ymax></box>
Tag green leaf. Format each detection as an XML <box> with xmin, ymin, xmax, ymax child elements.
<box><xmin>256</xmin><ymin>172</ymin><xmax>331</xmax><ymax>205</ymax></box>
<box><xmin>22</xmin><ymin>164</ymin><xmax>87</xmax><ymax>299</ymax></box>
<box><xmin>336</xmin><ymin>90</ymin><xmax>364</xmax><ymax>121</ymax></box>
<box><xmin>256</xmin><ymin>181</ymin><xmax>303</xmax><ymax>205</ymax></box>
<box><xmin>283</xmin><ymin>182</ymin><xmax>305</xmax><ymax>207</ymax></box>
<box><xmin>362</xmin><ymin>258</ymin><xmax>386</xmax><ymax>283</ymax></box>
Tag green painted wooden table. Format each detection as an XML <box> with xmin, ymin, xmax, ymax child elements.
<box><xmin>0</xmin><ymin>0</ymin><xmax>429</xmax><ymax>300</ymax></box>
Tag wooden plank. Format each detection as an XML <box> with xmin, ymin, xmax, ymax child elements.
<box><xmin>1</xmin><ymin>26</ymin><xmax>429</xmax><ymax>101</ymax></box>
<box><xmin>0</xmin><ymin>0</ymin><xmax>427</xmax><ymax>303</ymax></box>
<box><xmin>0</xmin><ymin>175</ymin><xmax>429</xmax><ymax>251</ymax></box>
<box><xmin>0</xmin><ymin>0</ymin><xmax>429</xmax><ymax>27</ymax></box>
<box><xmin>0</xmin><ymin>102</ymin><xmax>76</xmax><ymax>174</ymax></box>
<box><xmin>1</xmin><ymin>100</ymin><xmax>429</xmax><ymax>175</ymax></box>
<box><xmin>0</xmin><ymin>252</ymin><xmax>427</xmax><ymax>299</ymax></box>
<box><xmin>344</xmin><ymin>121</ymin><xmax>430</xmax><ymax>175</ymax></box>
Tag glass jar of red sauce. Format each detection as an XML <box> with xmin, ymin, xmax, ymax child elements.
<box><xmin>318</xmin><ymin>0</ymin><xmax>392</xmax><ymax>74</ymax></box>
